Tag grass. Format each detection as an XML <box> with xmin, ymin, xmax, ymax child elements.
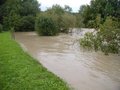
<box><xmin>0</xmin><ymin>32</ymin><xmax>69</xmax><ymax>90</ymax></box>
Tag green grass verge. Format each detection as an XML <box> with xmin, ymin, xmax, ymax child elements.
<box><xmin>0</xmin><ymin>32</ymin><xmax>69</xmax><ymax>90</ymax></box>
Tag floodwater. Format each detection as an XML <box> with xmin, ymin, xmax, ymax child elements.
<box><xmin>15</xmin><ymin>29</ymin><xmax>120</xmax><ymax>90</ymax></box>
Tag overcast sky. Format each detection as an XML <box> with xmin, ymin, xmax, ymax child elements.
<box><xmin>37</xmin><ymin>0</ymin><xmax>91</xmax><ymax>12</ymax></box>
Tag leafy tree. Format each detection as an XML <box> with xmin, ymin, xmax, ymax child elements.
<box><xmin>64</xmin><ymin>5</ymin><xmax>72</xmax><ymax>13</ymax></box>
<box><xmin>94</xmin><ymin>14</ymin><xmax>101</xmax><ymax>29</ymax></box>
<box><xmin>75</xmin><ymin>13</ymin><xmax>85</xmax><ymax>27</ymax></box>
<box><xmin>46</xmin><ymin>5</ymin><xmax>76</xmax><ymax>33</ymax></box>
<box><xmin>61</xmin><ymin>13</ymin><xmax>76</xmax><ymax>33</ymax></box>
<box><xmin>47</xmin><ymin>5</ymin><xmax>65</xmax><ymax>15</ymax></box>
<box><xmin>18</xmin><ymin>15</ymin><xmax>35</xmax><ymax>31</ymax></box>
<box><xmin>79</xmin><ymin>5</ymin><xmax>95</xmax><ymax>28</ymax></box>
<box><xmin>0</xmin><ymin>0</ymin><xmax>7</xmax><ymax>23</ymax></box>
<box><xmin>46</xmin><ymin>5</ymin><xmax>65</xmax><ymax>31</ymax></box>
<box><xmin>1</xmin><ymin>0</ymin><xmax>40</xmax><ymax>31</ymax></box>
<box><xmin>20</xmin><ymin>0</ymin><xmax>40</xmax><ymax>16</ymax></box>
<box><xmin>35</xmin><ymin>14</ymin><xmax>59</xmax><ymax>36</ymax></box>
<box><xmin>99</xmin><ymin>17</ymin><xmax>120</xmax><ymax>54</ymax></box>
<box><xmin>79</xmin><ymin>0</ymin><xmax>120</xmax><ymax>28</ymax></box>
<box><xmin>3</xmin><ymin>10</ymin><xmax>21</xmax><ymax>31</ymax></box>
<box><xmin>0</xmin><ymin>24</ymin><xmax>3</xmax><ymax>33</ymax></box>
<box><xmin>80</xmin><ymin>17</ymin><xmax>120</xmax><ymax>54</ymax></box>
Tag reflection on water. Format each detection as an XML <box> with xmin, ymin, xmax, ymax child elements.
<box><xmin>15</xmin><ymin>29</ymin><xmax>120</xmax><ymax>90</ymax></box>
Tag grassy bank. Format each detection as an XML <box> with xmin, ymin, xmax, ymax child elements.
<box><xmin>0</xmin><ymin>32</ymin><xmax>69</xmax><ymax>90</ymax></box>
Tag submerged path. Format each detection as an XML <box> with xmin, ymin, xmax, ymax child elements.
<box><xmin>15</xmin><ymin>30</ymin><xmax>120</xmax><ymax>90</ymax></box>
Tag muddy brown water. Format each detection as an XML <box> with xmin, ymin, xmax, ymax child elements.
<box><xmin>15</xmin><ymin>29</ymin><xmax>120</xmax><ymax>90</ymax></box>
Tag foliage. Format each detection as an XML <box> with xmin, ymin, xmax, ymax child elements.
<box><xmin>94</xmin><ymin>14</ymin><xmax>101</xmax><ymax>29</ymax></box>
<box><xmin>79</xmin><ymin>5</ymin><xmax>95</xmax><ymax>28</ymax></box>
<box><xmin>0</xmin><ymin>0</ymin><xmax>40</xmax><ymax>32</ymax></box>
<box><xmin>0</xmin><ymin>24</ymin><xmax>3</xmax><ymax>33</ymax></box>
<box><xmin>99</xmin><ymin>17</ymin><xmax>120</xmax><ymax>54</ymax></box>
<box><xmin>0</xmin><ymin>0</ymin><xmax>6</xmax><ymax>5</ymax></box>
<box><xmin>19</xmin><ymin>0</ymin><xmax>40</xmax><ymax>16</ymax></box>
<box><xmin>80</xmin><ymin>17</ymin><xmax>120</xmax><ymax>54</ymax></box>
<box><xmin>18</xmin><ymin>15</ymin><xmax>35</xmax><ymax>31</ymax></box>
<box><xmin>45</xmin><ymin>5</ymin><xmax>76</xmax><ymax>34</ymax></box>
<box><xmin>35</xmin><ymin>14</ymin><xmax>59</xmax><ymax>36</ymax></box>
<box><xmin>47</xmin><ymin>4</ymin><xmax>65</xmax><ymax>15</ymax></box>
<box><xmin>79</xmin><ymin>0</ymin><xmax>120</xmax><ymax>54</ymax></box>
<box><xmin>64</xmin><ymin>5</ymin><xmax>72</xmax><ymax>13</ymax></box>
<box><xmin>80</xmin><ymin>32</ymin><xmax>100</xmax><ymax>51</ymax></box>
<box><xmin>78</xmin><ymin>0</ymin><xmax>120</xmax><ymax>28</ymax></box>
<box><xmin>61</xmin><ymin>13</ymin><xmax>76</xmax><ymax>33</ymax></box>
<box><xmin>75</xmin><ymin>14</ymin><xmax>85</xmax><ymax>28</ymax></box>
<box><xmin>46</xmin><ymin>5</ymin><xmax>65</xmax><ymax>32</ymax></box>
<box><xmin>3</xmin><ymin>10</ymin><xmax>21</xmax><ymax>31</ymax></box>
<box><xmin>0</xmin><ymin>32</ymin><xmax>69</xmax><ymax>90</ymax></box>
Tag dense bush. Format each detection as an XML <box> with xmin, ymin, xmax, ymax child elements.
<box><xmin>3</xmin><ymin>11</ymin><xmax>21</xmax><ymax>31</ymax></box>
<box><xmin>35</xmin><ymin>14</ymin><xmax>59</xmax><ymax>36</ymax></box>
<box><xmin>18</xmin><ymin>16</ymin><xmax>35</xmax><ymax>31</ymax></box>
<box><xmin>78</xmin><ymin>0</ymin><xmax>120</xmax><ymax>28</ymax></box>
<box><xmin>61</xmin><ymin>13</ymin><xmax>76</xmax><ymax>33</ymax></box>
<box><xmin>0</xmin><ymin>24</ymin><xmax>3</xmax><ymax>32</ymax></box>
<box><xmin>80</xmin><ymin>17</ymin><xmax>120</xmax><ymax>55</ymax></box>
<box><xmin>0</xmin><ymin>0</ymin><xmax>40</xmax><ymax>32</ymax></box>
<box><xmin>46</xmin><ymin>5</ymin><xmax>76</xmax><ymax>33</ymax></box>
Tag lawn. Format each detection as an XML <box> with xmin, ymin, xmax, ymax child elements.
<box><xmin>0</xmin><ymin>32</ymin><xmax>69</xmax><ymax>90</ymax></box>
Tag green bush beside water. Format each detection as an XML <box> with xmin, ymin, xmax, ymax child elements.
<box><xmin>80</xmin><ymin>17</ymin><xmax>120</xmax><ymax>55</ymax></box>
<box><xmin>35</xmin><ymin>14</ymin><xmax>59</xmax><ymax>36</ymax></box>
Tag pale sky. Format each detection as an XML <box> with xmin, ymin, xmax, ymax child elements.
<box><xmin>37</xmin><ymin>0</ymin><xmax>91</xmax><ymax>12</ymax></box>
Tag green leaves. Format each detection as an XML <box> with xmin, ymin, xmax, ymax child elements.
<box><xmin>80</xmin><ymin>17</ymin><xmax>120</xmax><ymax>55</ymax></box>
<box><xmin>78</xmin><ymin>0</ymin><xmax>120</xmax><ymax>28</ymax></box>
<box><xmin>0</xmin><ymin>24</ymin><xmax>3</xmax><ymax>33</ymax></box>
<box><xmin>0</xmin><ymin>0</ymin><xmax>40</xmax><ymax>32</ymax></box>
<box><xmin>35</xmin><ymin>14</ymin><xmax>59</xmax><ymax>36</ymax></box>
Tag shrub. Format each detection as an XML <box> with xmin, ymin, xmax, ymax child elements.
<box><xmin>35</xmin><ymin>14</ymin><xmax>58</xmax><ymax>36</ymax></box>
<box><xmin>0</xmin><ymin>24</ymin><xmax>3</xmax><ymax>33</ymax></box>
<box><xmin>61</xmin><ymin>13</ymin><xmax>76</xmax><ymax>33</ymax></box>
<box><xmin>3</xmin><ymin>13</ymin><xmax>35</xmax><ymax>32</ymax></box>
<box><xmin>18</xmin><ymin>15</ymin><xmax>35</xmax><ymax>31</ymax></box>
<box><xmin>46</xmin><ymin>6</ymin><xmax>76</xmax><ymax>33</ymax></box>
<box><xmin>80</xmin><ymin>17</ymin><xmax>120</xmax><ymax>55</ymax></box>
<box><xmin>3</xmin><ymin>12</ymin><xmax>21</xmax><ymax>31</ymax></box>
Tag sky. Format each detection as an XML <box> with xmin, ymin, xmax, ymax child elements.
<box><xmin>37</xmin><ymin>0</ymin><xmax>91</xmax><ymax>12</ymax></box>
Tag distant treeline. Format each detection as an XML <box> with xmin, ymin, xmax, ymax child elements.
<box><xmin>0</xmin><ymin>0</ymin><xmax>40</xmax><ymax>32</ymax></box>
<box><xmin>78</xmin><ymin>0</ymin><xmax>120</xmax><ymax>28</ymax></box>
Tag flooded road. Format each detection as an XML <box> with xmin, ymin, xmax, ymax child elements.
<box><xmin>15</xmin><ymin>29</ymin><xmax>120</xmax><ymax>90</ymax></box>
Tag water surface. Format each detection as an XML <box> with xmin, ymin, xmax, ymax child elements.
<box><xmin>15</xmin><ymin>29</ymin><xmax>120</xmax><ymax>90</ymax></box>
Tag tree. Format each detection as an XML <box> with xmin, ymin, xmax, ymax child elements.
<box><xmin>79</xmin><ymin>5</ymin><xmax>95</xmax><ymax>28</ymax></box>
<box><xmin>64</xmin><ymin>5</ymin><xmax>72</xmax><ymax>13</ymax></box>
<box><xmin>47</xmin><ymin>4</ymin><xmax>65</xmax><ymax>15</ymax></box>
<box><xmin>20</xmin><ymin>0</ymin><xmax>40</xmax><ymax>16</ymax></box>
<box><xmin>94</xmin><ymin>14</ymin><xmax>101</xmax><ymax>29</ymax></box>
<box><xmin>61</xmin><ymin>13</ymin><xmax>76</xmax><ymax>33</ymax></box>
<box><xmin>3</xmin><ymin>10</ymin><xmax>21</xmax><ymax>31</ymax></box>
<box><xmin>1</xmin><ymin>0</ymin><xmax>40</xmax><ymax>31</ymax></box>
<box><xmin>79</xmin><ymin>0</ymin><xmax>120</xmax><ymax>28</ymax></box>
<box><xmin>46</xmin><ymin>5</ymin><xmax>76</xmax><ymax>33</ymax></box>
<box><xmin>79</xmin><ymin>0</ymin><xmax>120</xmax><ymax>54</ymax></box>
<box><xmin>0</xmin><ymin>0</ymin><xmax>7</xmax><ymax>23</ymax></box>
<box><xmin>35</xmin><ymin>14</ymin><xmax>59</xmax><ymax>36</ymax></box>
<box><xmin>80</xmin><ymin>17</ymin><xmax>120</xmax><ymax>54</ymax></box>
<box><xmin>46</xmin><ymin>5</ymin><xmax>65</xmax><ymax>31</ymax></box>
<box><xmin>0</xmin><ymin>24</ymin><xmax>3</xmax><ymax>33</ymax></box>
